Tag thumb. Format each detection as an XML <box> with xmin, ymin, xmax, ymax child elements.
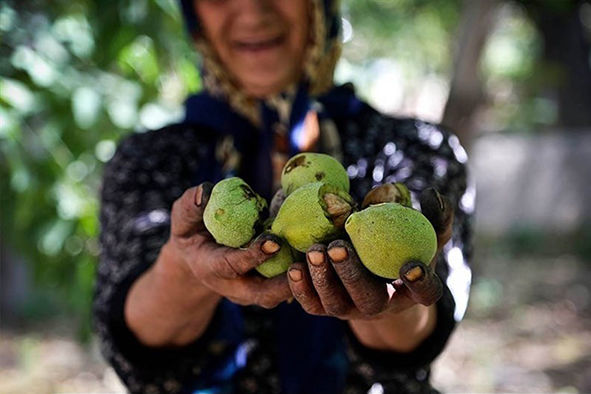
<box><xmin>399</xmin><ymin>261</ymin><xmax>443</xmax><ymax>306</ymax></box>
<box><xmin>419</xmin><ymin>187</ymin><xmax>454</xmax><ymax>250</ymax></box>
<box><xmin>170</xmin><ymin>182</ymin><xmax>214</xmax><ymax>237</ymax></box>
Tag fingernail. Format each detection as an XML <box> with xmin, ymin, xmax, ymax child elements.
<box><xmin>194</xmin><ymin>186</ymin><xmax>203</xmax><ymax>207</ymax></box>
<box><xmin>308</xmin><ymin>251</ymin><xmax>324</xmax><ymax>266</ymax></box>
<box><xmin>433</xmin><ymin>188</ymin><xmax>445</xmax><ymax>212</ymax></box>
<box><xmin>262</xmin><ymin>240</ymin><xmax>280</xmax><ymax>255</ymax></box>
<box><xmin>288</xmin><ymin>268</ymin><xmax>302</xmax><ymax>282</ymax></box>
<box><xmin>199</xmin><ymin>182</ymin><xmax>214</xmax><ymax>207</ymax></box>
<box><xmin>327</xmin><ymin>247</ymin><xmax>348</xmax><ymax>263</ymax></box>
<box><xmin>404</xmin><ymin>266</ymin><xmax>424</xmax><ymax>282</ymax></box>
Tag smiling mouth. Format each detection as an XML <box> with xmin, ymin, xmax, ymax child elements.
<box><xmin>235</xmin><ymin>36</ymin><xmax>285</xmax><ymax>52</ymax></box>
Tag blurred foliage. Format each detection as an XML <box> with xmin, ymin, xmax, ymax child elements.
<box><xmin>337</xmin><ymin>0</ymin><xmax>464</xmax><ymax>113</ymax></box>
<box><xmin>338</xmin><ymin>0</ymin><xmax>588</xmax><ymax>132</ymax></box>
<box><xmin>480</xmin><ymin>2</ymin><xmax>551</xmax><ymax>132</ymax></box>
<box><xmin>483</xmin><ymin>1</ymin><xmax>591</xmax><ymax>132</ymax></box>
<box><xmin>0</xmin><ymin>0</ymin><xmax>200</xmax><ymax>339</ymax></box>
<box><xmin>342</xmin><ymin>1</ymin><xmax>590</xmax><ymax>132</ymax></box>
<box><xmin>342</xmin><ymin>0</ymin><xmax>462</xmax><ymax>74</ymax></box>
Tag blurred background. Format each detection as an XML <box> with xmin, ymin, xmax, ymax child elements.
<box><xmin>1</xmin><ymin>0</ymin><xmax>590</xmax><ymax>392</ymax></box>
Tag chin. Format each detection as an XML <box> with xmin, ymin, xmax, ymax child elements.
<box><xmin>241</xmin><ymin>74</ymin><xmax>297</xmax><ymax>98</ymax></box>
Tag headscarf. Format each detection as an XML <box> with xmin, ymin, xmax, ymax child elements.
<box><xmin>179</xmin><ymin>0</ymin><xmax>342</xmax><ymax>126</ymax></box>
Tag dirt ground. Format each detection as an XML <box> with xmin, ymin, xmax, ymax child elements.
<box><xmin>1</xmin><ymin>249</ymin><xmax>590</xmax><ymax>393</ymax></box>
<box><xmin>433</xmin><ymin>251</ymin><xmax>591</xmax><ymax>393</ymax></box>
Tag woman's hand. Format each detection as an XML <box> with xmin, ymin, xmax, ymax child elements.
<box><xmin>285</xmin><ymin>187</ymin><xmax>454</xmax><ymax>351</ymax></box>
<box><xmin>125</xmin><ymin>183</ymin><xmax>291</xmax><ymax>347</ymax></box>
<box><xmin>167</xmin><ymin>183</ymin><xmax>292</xmax><ymax>309</ymax></box>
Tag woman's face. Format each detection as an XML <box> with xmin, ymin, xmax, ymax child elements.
<box><xmin>194</xmin><ymin>0</ymin><xmax>309</xmax><ymax>98</ymax></box>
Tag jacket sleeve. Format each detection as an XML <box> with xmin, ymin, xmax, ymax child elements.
<box><xmin>92</xmin><ymin>128</ymin><xmax>236</xmax><ymax>393</ymax></box>
<box><xmin>342</xmin><ymin>110</ymin><xmax>474</xmax><ymax>386</ymax></box>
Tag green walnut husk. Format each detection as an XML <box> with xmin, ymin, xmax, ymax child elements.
<box><xmin>281</xmin><ymin>152</ymin><xmax>350</xmax><ymax>196</ymax></box>
<box><xmin>255</xmin><ymin>233</ymin><xmax>296</xmax><ymax>278</ymax></box>
<box><xmin>271</xmin><ymin>182</ymin><xmax>354</xmax><ymax>252</ymax></box>
<box><xmin>203</xmin><ymin>177</ymin><xmax>267</xmax><ymax>248</ymax></box>
<box><xmin>361</xmin><ymin>182</ymin><xmax>412</xmax><ymax>208</ymax></box>
<box><xmin>345</xmin><ymin>203</ymin><xmax>437</xmax><ymax>279</ymax></box>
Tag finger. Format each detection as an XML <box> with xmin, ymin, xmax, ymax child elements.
<box><xmin>205</xmin><ymin>233</ymin><xmax>283</xmax><ymax>279</ymax></box>
<box><xmin>399</xmin><ymin>261</ymin><xmax>443</xmax><ymax>306</ymax></box>
<box><xmin>243</xmin><ymin>274</ymin><xmax>293</xmax><ymax>308</ymax></box>
<box><xmin>170</xmin><ymin>182</ymin><xmax>214</xmax><ymax>237</ymax></box>
<box><xmin>327</xmin><ymin>240</ymin><xmax>388</xmax><ymax>316</ymax></box>
<box><xmin>306</xmin><ymin>244</ymin><xmax>353</xmax><ymax>317</ymax></box>
<box><xmin>385</xmin><ymin>280</ymin><xmax>417</xmax><ymax>313</ymax></box>
<box><xmin>269</xmin><ymin>188</ymin><xmax>286</xmax><ymax>218</ymax></box>
<box><xmin>218</xmin><ymin>274</ymin><xmax>292</xmax><ymax>309</ymax></box>
<box><xmin>287</xmin><ymin>262</ymin><xmax>325</xmax><ymax>315</ymax></box>
<box><xmin>419</xmin><ymin>187</ymin><xmax>454</xmax><ymax>249</ymax></box>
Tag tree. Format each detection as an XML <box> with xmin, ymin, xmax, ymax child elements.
<box><xmin>0</xmin><ymin>0</ymin><xmax>199</xmax><ymax>338</ymax></box>
<box><xmin>518</xmin><ymin>0</ymin><xmax>591</xmax><ymax>128</ymax></box>
<box><xmin>442</xmin><ymin>0</ymin><xmax>500</xmax><ymax>148</ymax></box>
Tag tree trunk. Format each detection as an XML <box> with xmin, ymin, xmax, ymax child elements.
<box><xmin>442</xmin><ymin>0</ymin><xmax>500</xmax><ymax>149</ymax></box>
<box><xmin>521</xmin><ymin>0</ymin><xmax>591</xmax><ymax>129</ymax></box>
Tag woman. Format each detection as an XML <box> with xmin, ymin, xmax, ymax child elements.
<box><xmin>93</xmin><ymin>0</ymin><xmax>473</xmax><ymax>393</ymax></box>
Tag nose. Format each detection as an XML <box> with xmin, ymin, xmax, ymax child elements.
<box><xmin>233</xmin><ymin>0</ymin><xmax>275</xmax><ymax>28</ymax></box>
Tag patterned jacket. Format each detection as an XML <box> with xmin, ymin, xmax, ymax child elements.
<box><xmin>94</xmin><ymin>95</ymin><xmax>473</xmax><ymax>393</ymax></box>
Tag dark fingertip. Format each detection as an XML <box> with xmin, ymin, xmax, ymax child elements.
<box><xmin>262</xmin><ymin>240</ymin><xmax>280</xmax><ymax>255</ymax></box>
<box><xmin>400</xmin><ymin>261</ymin><xmax>427</xmax><ymax>282</ymax></box>
<box><xmin>307</xmin><ymin>250</ymin><xmax>325</xmax><ymax>266</ymax></box>
<box><xmin>327</xmin><ymin>246</ymin><xmax>348</xmax><ymax>263</ymax></box>
<box><xmin>269</xmin><ymin>189</ymin><xmax>286</xmax><ymax>218</ymax></box>
<box><xmin>288</xmin><ymin>268</ymin><xmax>302</xmax><ymax>282</ymax></box>
<box><xmin>259</xmin><ymin>232</ymin><xmax>282</xmax><ymax>245</ymax></box>
<box><xmin>403</xmin><ymin>266</ymin><xmax>425</xmax><ymax>282</ymax></box>
<box><xmin>420</xmin><ymin>187</ymin><xmax>453</xmax><ymax>232</ymax></box>
<box><xmin>420</xmin><ymin>187</ymin><xmax>444</xmax><ymax>211</ymax></box>
<box><xmin>196</xmin><ymin>182</ymin><xmax>214</xmax><ymax>207</ymax></box>
<box><xmin>434</xmin><ymin>188</ymin><xmax>445</xmax><ymax>212</ymax></box>
<box><xmin>419</xmin><ymin>188</ymin><xmax>434</xmax><ymax>210</ymax></box>
<box><xmin>327</xmin><ymin>240</ymin><xmax>352</xmax><ymax>263</ymax></box>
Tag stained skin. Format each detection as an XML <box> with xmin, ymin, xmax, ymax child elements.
<box><xmin>203</xmin><ymin>177</ymin><xmax>267</xmax><ymax>248</ymax></box>
<box><xmin>281</xmin><ymin>152</ymin><xmax>350</xmax><ymax>196</ymax></box>
<box><xmin>345</xmin><ymin>202</ymin><xmax>437</xmax><ymax>279</ymax></box>
<box><xmin>254</xmin><ymin>231</ymin><xmax>296</xmax><ymax>278</ymax></box>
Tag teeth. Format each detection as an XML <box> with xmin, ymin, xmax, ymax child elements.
<box><xmin>238</xmin><ymin>37</ymin><xmax>281</xmax><ymax>48</ymax></box>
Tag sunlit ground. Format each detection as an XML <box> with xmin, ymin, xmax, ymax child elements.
<box><xmin>1</xmin><ymin>245</ymin><xmax>590</xmax><ymax>393</ymax></box>
<box><xmin>433</xmin><ymin>252</ymin><xmax>591</xmax><ymax>392</ymax></box>
<box><xmin>0</xmin><ymin>333</ymin><xmax>124</xmax><ymax>393</ymax></box>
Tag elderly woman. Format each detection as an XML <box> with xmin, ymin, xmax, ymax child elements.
<box><xmin>93</xmin><ymin>0</ymin><xmax>473</xmax><ymax>393</ymax></box>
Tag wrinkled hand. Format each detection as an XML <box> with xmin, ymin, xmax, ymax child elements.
<box><xmin>287</xmin><ymin>187</ymin><xmax>454</xmax><ymax>319</ymax></box>
<box><xmin>168</xmin><ymin>183</ymin><xmax>292</xmax><ymax>308</ymax></box>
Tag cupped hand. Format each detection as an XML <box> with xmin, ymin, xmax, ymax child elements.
<box><xmin>286</xmin><ymin>187</ymin><xmax>454</xmax><ymax>320</ymax></box>
<box><xmin>168</xmin><ymin>182</ymin><xmax>292</xmax><ymax>309</ymax></box>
